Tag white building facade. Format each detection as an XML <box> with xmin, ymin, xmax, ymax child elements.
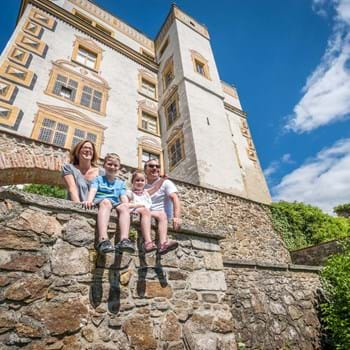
<box><xmin>0</xmin><ymin>0</ymin><xmax>271</xmax><ymax>204</ymax></box>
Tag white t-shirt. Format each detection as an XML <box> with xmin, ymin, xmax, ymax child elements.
<box><xmin>145</xmin><ymin>179</ymin><xmax>178</xmax><ymax>218</ymax></box>
<box><xmin>126</xmin><ymin>190</ymin><xmax>152</xmax><ymax>209</ymax></box>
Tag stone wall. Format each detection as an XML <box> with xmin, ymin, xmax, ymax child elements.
<box><xmin>224</xmin><ymin>262</ymin><xmax>322</xmax><ymax>350</ymax></box>
<box><xmin>0</xmin><ymin>189</ymin><xmax>323</xmax><ymax>350</ymax></box>
<box><xmin>0</xmin><ymin>190</ymin><xmax>236</xmax><ymax>350</ymax></box>
<box><xmin>291</xmin><ymin>239</ymin><xmax>344</xmax><ymax>266</ymax></box>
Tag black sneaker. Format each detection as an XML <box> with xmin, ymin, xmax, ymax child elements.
<box><xmin>96</xmin><ymin>240</ymin><xmax>114</xmax><ymax>254</ymax></box>
<box><xmin>116</xmin><ymin>239</ymin><xmax>135</xmax><ymax>254</ymax></box>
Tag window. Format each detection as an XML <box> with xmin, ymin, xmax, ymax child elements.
<box><xmin>164</xmin><ymin>92</ymin><xmax>179</xmax><ymax>129</ymax></box>
<box><xmin>76</xmin><ymin>47</ymin><xmax>97</xmax><ymax>69</ymax></box>
<box><xmin>138</xmin><ymin>143</ymin><xmax>163</xmax><ymax>170</ymax></box>
<box><xmin>72</xmin><ymin>9</ymin><xmax>113</xmax><ymax>37</ymax></box>
<box><xmin>168</xmin><ymin>131</ymin><xmax>185</xmax><ymax>170</ymax></box>
<box><xmin>71</xmin><ymin>38</ymin><xmax>102</xmax><ymax>71</ymax></box>
<box><xmin>191</xmin><ymin>51</ymin><xmax>210</xmax><ymax>80</ymax></box>
<box><xmin>46</xmin><ymin>68</ymin><xmax>108</xmax><ymax>115</ymax></box>
<box><xmin>52</xmin><ymin>74</ymin><xmax>78</xmax><ymax>102</ymax></box>
<box><xmin>0</xmin><ymin>101</ymin><xmax>20</xmax><ymax>128</ymax></box>
<box><xmin>0</xmin><ymin>79</ymin><xmax>15</xmax><ymax>102</ymax></box>
<box><xmin>0</xmin><ymin>61</ymin><xmax>34</xmax><ymax>87</ymax></box>
<box><xmin>16</xmin><ymin>32</ymin><xmax>46</xmax><ymax>56</ymax></box>
<box><xmin>140</xmin><ymin>111</ymin><xmax>159</xmax><ymax>135</ymax></box>
<box><xmin>162</xmin><ymin>59</ymin><xmax>174</xmax><ymax>91</ymax></box>
<box><xmin>29</xmin><ymin>8</ymin><xmax>55</xmax><ymax>30</ymax></box>
<box><xmin>80</xmin><ymin>86</ymin><xmax>102</xmax><ymax>112</ymax></box>
<box><xmin>159</xmin><ymin>38</ymin><xmax>169</xmax><ymax>58</ymax></box>
<box><xmin>8</xmin><ymin>46</ymin><xmax>31</xmax><ymax>66</ymax></box>
<box><xmin>140</xmin><ymin>78</ymin><xmax>156</xmax><ymax>99</ymax></box>
<box><xmin>31</xmin><ymin>105</ymin><xmax>104</xmax><ymax>153</ymax></box>
<box><xmin>23</xmin><ymin>19</ymin><xmax>42</xmax><ymax>37</ymax></box>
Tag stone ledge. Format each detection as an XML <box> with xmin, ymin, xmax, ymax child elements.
<box><xmin>0</xmin><ymin>189</ymin><xmax>225</xmax><ymax>240</ymax></box>
<box><xmin>223</xmin><ymin>258</ymin><xmax>322</xmax><ymax>273</ymax></box>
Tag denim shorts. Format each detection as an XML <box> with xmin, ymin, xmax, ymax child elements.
<box><xmin>93</xmin><ymin>198</ymin><xmax>121</xmax><ymax>208</ymax></box>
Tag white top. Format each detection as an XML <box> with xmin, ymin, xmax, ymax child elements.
<box><xmin>126</xmin><ymin>190</ymin><xmax>152</xmax><ymax>209</ymax></box>
<box><xmin>145</xmin><ymin>179</ymin><xmax>178</xmax><ymax>218</ymax></box>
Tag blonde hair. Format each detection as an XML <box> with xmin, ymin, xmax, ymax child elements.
<box><xmin>70</xmin><ymin>140</ymin><xmax>98</xmax><ymax>167</ymax></box>
<box><xmin>103</xmin><ymin>153</ymin><xmax>121</xmax><ymax>166</ymax></box>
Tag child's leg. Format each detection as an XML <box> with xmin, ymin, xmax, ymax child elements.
<box><xmin>151</xmin><ymin>210</ymin><xmax>168</xmax><ymax>244</ymax></box>
<box><xmin>135</xmin><ymin>207</ymin><xmax>152</xmax><ymax>243</ymax></box>
<box><xmin>116</xmin><ymin>203</ymin><xmax>130</xmax><ymax>241</ymax></box>
<box><xmin>97</xmin><ymin>199</ymin><xmax>113</xmax><ymax>241</ymax></box>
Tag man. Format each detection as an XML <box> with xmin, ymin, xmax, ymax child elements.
<box><xmin>144</xmin><ymin>159</ymin><xmax>182</xmax><ymax>231</ymax></box>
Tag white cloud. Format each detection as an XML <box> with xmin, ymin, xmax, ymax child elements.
<box><xmin>286</xmin><ymin>0</ymin><xmax>350</xmax><ymax>133</ymax></box>
<box><xmin>264</xmin><ymin>153</ymin><xmax>295</xmax><ymax>179</ymax></box>
<box><xmin>272</xmin><ymin>138</ymin><xmax>350</xmax><ymax>213</ymax></box>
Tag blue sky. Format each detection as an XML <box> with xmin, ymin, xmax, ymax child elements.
<box><xmin>1</xmin><ymin>0</ymin><xmax>349</xmax><ymax>213</ymax></box>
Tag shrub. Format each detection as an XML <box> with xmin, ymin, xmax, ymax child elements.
<box><xmin>321</xmin><ymin>241</ymin><xmax>350</xmax><ymax>349</ymax></box>
<box><xmin>270</xmin><ymin>201</ymin><xmax>350</xmax><ymax>250</ymax></box>
<box><xmin>334</xmin><ymin>203</ymin><xmax>350</xmax><ymax>218</ymax></box>
<box><xmin>22</xmin><ymin>184</ymin><xmax>66</xmax><ymax>199</ymax></box>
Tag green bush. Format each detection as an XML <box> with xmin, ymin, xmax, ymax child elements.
<box><xmin>321</xmin><ymin>241</ymin><xmax>350</xmax><ymax>349</ymax></box>
<box><xmin>22</xmin><ymin>184</ymin><xmax>66</xmax><ymax>199</ymax></box>
<box><xmin>270</xmin><ymin>201</ymin><xmax>350</xmax><ymax>250</ymax></box>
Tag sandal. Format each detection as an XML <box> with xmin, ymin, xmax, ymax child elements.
<box><xmin>158</xmin><ymin>240</ymin><xmax>179</xmax><ymax>255</ymax></box>
<box><xmin>143</xmin><ymin>241</ymin><xmax>157</xmax><ymax>253</ymax></box>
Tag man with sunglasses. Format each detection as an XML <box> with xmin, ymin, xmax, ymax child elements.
<box><xmin>144</xmin><ymin>159</ymin><xmax>182</xmax><ymax>231</ymax></box>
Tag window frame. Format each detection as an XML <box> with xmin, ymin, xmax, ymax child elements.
<box><xmin>0</xmin><ymin>79</ymin><xmax>16</xmax><ymax>102</ymax></box>
<box><xmin>137</xmin><ymin>143</ymin><xmax>163</xmax><ymax>171</ymax></box>
<box><xmin>138</xmin><ymin>72</ymin><xmax>157</xmax><ymax>100</ymax></box>
<box><xmin>15</xmin><ymin>32</ymin><xmax>46</xmax><ymax>57</ymax></box>
<box><xmin>0</xmin><ymin>61</ymin><xmax>34</xmax><ymax>87</ymax></box>
<box><xmin>163</xmin><ymin>91</ymin><xmax>180</xmax><ymax>129</ymax></box>
<box><xmin>29</xmin><ymin>8</ymin><xmax>56</xmax><ymax>30</ymax></box>
<box><xmin>71</xmin><ymin>38</ymin><xmax>103</xmax><ymax>72</ymax></box>
<box><xmin>45</xmin><ymin>67</ymin><xmax>108</xmax><ymax>116</ymax></box>
<box><xmin>191</xmin><ymin>51</ymin><xmax>211</xmax><ymax>80</ymax></box>
<box><xmin>31</xmin><ymin>106</ymin><xmax>104</xmax><ymax>154</ymax></box>
<box><xmin>8</xmin><ymin>46</ymin><xmax>31</xmax><ymax>67</ymax></box>
<box><xmin>138</xmin><ymin>108</ymin><xmax>160</xmax><ymax>136</ymax></box>
<box><xmin>162</xmin><ymin>58</ymin><xmax>174</xmax><ymax>92</ymax></box>
<box><xmin>167</xmin><ymin>130</ymin><xmax>185</xmax><ymax>170</ymax></box>
<box><xmin>158</xmin><ymin>38</ymin><xmax>169</xmax><ymax>59</ymax></box>
<box><xmin>22</xmin><ymin>19</ymin><xmax>42</xmax><ymax>38</ymax></box>
<box><xmin>0</xmin><ymin>101</ymin><xmax>20</xmax><ymax>128</ymax></box>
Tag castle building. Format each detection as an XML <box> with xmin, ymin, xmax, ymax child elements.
<box><xmin>0</xmin><ymin>0</ymin><xmax>271</xmax><ymax>204</ymax></box>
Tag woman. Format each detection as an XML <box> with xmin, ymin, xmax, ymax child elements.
<box><xmin>62</xmin><ymin>140</ymin><xmax>101</xmax><ymax>202</ymax></box>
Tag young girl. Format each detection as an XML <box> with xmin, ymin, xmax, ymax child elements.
<box><xmin>83</xmin><ymin>153</ymin><xmax>134</xmax><ymax>254</ymax></box>
<box><xmin>127</xmin><ymin>170</ymin><xmax>178</xmax><ymax>255</ymax></box>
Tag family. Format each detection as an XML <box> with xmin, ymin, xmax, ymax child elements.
<box><xmin>62</xmin><ymin>140</ymin><xmax>181</xmax><ymax>256</ymax></box>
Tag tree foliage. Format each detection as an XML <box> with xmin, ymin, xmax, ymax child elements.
<box><xmin>270</xmin><ymin>201</ymin><xmax>350</xmax><ymax>250</ymax></box>
<box><xmin>334</xmin><ymin>203</ymin><xmax>350</xmax><ymax>218</ymax></box>
<box><xmin>321</xmin><ymin>241</ymin><xmax>350</xmax><ymax>349</ymax></box>
<box><xmin>22</xmin><ymin>184</ymin><xmax>66</xmax><ymax>199</ymax></box>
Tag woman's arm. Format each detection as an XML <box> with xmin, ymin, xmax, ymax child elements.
<box><xmin>62</xmin><ymin>174</ymin><xmax>80</xmax><ymax>202</ymax></box>
<box><xmin>82</xmin><ymin>188</ymin><xmax>97</xmax><ymax>209</ymax></box>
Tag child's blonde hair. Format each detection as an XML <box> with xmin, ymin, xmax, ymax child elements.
<box><xmin>103</xmin><ymin>153</ymin><xmax>121</xmax><ymax>166</ymax></box>
<box><xmin>131</xmin><ymin>170</ymin><xmax>145</xmax><ymax>184</ymax></box>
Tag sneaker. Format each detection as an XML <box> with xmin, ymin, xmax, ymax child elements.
<box><xmin>96</xmin><ymin>240</ymin><xmax>114</xmax><ymax>254</ymax></box>
<box><xmin>116</xmin><ymin>239</ymin><xmax>135</xmax><ymax>254</ymax></box>
<box><xmin>158</xmin><ymin>240</ymin><xmax>179</xmax><ymax>255</ymax></box>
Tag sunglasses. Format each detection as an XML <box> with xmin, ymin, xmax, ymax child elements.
<box><xmin>148</xmin><ymin>164</ymin><xmax>160</xmax><ymax>169</ymax></box>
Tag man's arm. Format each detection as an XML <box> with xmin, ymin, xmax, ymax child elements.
<box><xmin>169</xmin><ymin>192</ymin><xmax>182</xmax><ymax>230</ymax></box>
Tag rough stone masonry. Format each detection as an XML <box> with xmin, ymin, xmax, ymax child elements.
<box><xmin>0</xmin><ymin>187</ymin><xmax>322</xmax><ymax>350</ymax></box>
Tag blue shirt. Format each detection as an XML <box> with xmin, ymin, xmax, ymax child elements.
<box><xmin>91</xmin><ymin>176</ymin><xmax>126</xmax><ymax>205</ymax></box>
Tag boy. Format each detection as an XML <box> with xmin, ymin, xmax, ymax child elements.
<box><xmin>83</xmin><ymin>153</ymin><xmax>134</xmax><ymax>254</ymax></box>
